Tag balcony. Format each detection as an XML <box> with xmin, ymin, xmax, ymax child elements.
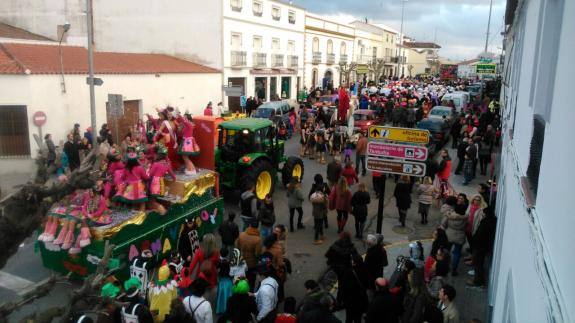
<box><xmin>272</xmin><ymin>14</ymin><xmax>281</xmax><ymax>21</ymax></box>
<box><xmin>288</xmin><ymin>55</ymin><xmax>298</xmax><ymax>68</ymax></box>
<box><xmin>272</xmin><ymin>54</ymin><xmax>284</xmax><ymax>68</ymax></box>
<box><xmin>289</xmin><ymin>17</ymin><xmax>296</xmax><ymax>24</ymax></box>
<box><xmin>231</xmin><ymin>51</ymin><xmax>247</xmax><ymax>67</ymax></box>
<box><xmin>253</xmin><ymin>10</ymin><xmax>262</xmax><ymax>17</ymax></box>
<box><xmin>312</xmin><ymin>52</ymin><xmax>322</xmax><ymax>64</ymax></box>
<box><xmin>253</xmin><ymin>52</ymin><xmax>267</xmax><ymax>68</ymax></box>
<box><xmin>230</xmin><ymin>2</ymin><xmax>242</xmax><ymax>12</ymax></box>
<box><xmin>339</xmin><ymin>54</ymin><xmax>348</xmax><ymax>65</ymax></box>
<box><xmin>356</xmin><ymin>55</ymin><xmax>372</xmax><ymax>64</ymax></box>
<box><xmin>390</xmin><ymin>56</ymin><xmax>399</xmax><ymax>63</ymax></box>
<box><xmin>326</xmin><ymin>53</ymin><xmax>335</xmax><ymax>65</ymax></box>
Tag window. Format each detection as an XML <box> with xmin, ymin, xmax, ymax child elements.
<box><xmin>288</xmin><ymin>10</ymin><xmax>296</xmax><ymax>24</ymax></box>
<box><xmin>231</xmin><ymin>32</ymin><xmax>242</xmax><ymax>49</ymax></box>
<box><xmin>252</xmin><ymin>0</ymin><xmax>263</xmax><ymax>16</ymax></box>
<box><xmin>526</xmin><ymin>116</ymin><xmax>545</xmax><ymax>199</ymax></box>
<box><xmin>272</xmin><ymin>38</ymin><xmax>280</xmax><ymax>51</ymax></box>
<box><xmin>230</xmin><ymin>0</ymin><xmax>242</xmax><ymax>12</ymax></box>
<box><xmin>372</xmin><ymin>47</ymin><xmax>377</xmax><ymax>58</ymax></box>
<box><xmin>287</xmin><ymin>40</ymin><xmax>295</xmax><ymax>53</ymax></box>
<box><xmin>340</xmin><ymin>42</ymin><xmax>346</xmax><ymax>55</ymax></box>
<box><xmin>326</xmin><ymin>39</ymin><xmax>333</xmax><ymax>54</ymax></box>
<box><xmin>272</xmin><ymin>6</ymin><xmax>281</xmax><ymax>21</ymax></box>
<box><xmin>0</xmin><ymin>106</ymin><xmax>30</xmax><ymax>157</ymax></box>
<box><xmin>386</xmin><ymin>34</ymin><xmax>389</xmax><ymax>42</ymax></box>
<box><xmin>253</xmin><ymin>36</ymin><xmax>262</xmax><ymax>50</ymax></box>
<box><xmin>312</xmin><ymin>37</ymin><xmax>319</xmax><ymax>52</ymax></box>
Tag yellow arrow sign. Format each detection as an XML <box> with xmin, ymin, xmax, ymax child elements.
<box><xmin>368</xmin><ymin>126</ymin><xmax>430</xmax><ymax>144</ymax></box>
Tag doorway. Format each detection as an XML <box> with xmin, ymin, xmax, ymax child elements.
<box><xmin>107</xmin><ymin>99</ymin><xmax>140</xmax><ymax>144</ymax></box>
<box><xmin>270</xmin><ymin>77</ymin><xmax>278</xmax><ymax>101</ymax></box>
<box><xmin>323</xmin><ymin>70</ymin><xmax>333</xmax><ymax>90</ymax></box>
<box><xmin>227</xmin><ymin>77</ymin><xmax>245</xmax><ymax>112</ymax></box>
<box><xmin>255</xmin><ymin>77</ymin><xmax>267</xmax><ymax>101</ymax></box>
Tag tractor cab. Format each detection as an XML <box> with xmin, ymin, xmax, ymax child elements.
<box><xmin>216</xmin><ymin>118</ymin><xmax>303</xmax><ymax>199</ymax></box>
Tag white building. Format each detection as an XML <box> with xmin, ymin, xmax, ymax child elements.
<box><xmin>457</xmin><ymin>58</ymin><xmax>481</xmax><ymax>79</ymax></box>
<box><xmin>223</xmin><ymin>0</ymin><xmax>305</xmax><ymax>108</ymax></box>
<box><xmin>0</xmin><ymin>41</ymin><xmax>220</xmax><ymax>174</ymax></box>
<box><xmin>489</xmin><ymin>0</ymin><xmax>574</xmax><ymax>322</ymax></box>
<box><xmin>303</xmin><ymin>13</ymin><xmax>354</xmax><ymax>90</ymax></box>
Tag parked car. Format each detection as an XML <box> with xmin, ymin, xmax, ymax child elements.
<box><xmin>253</xmin><ymin>101</ymin><xmax>291</xmax><ymax>126</ymax></box>
<box><xmin>428</xmin><ymin>106</ymin><xmax>456</xmax><ymax>124</ymax></box>
<box><xmin>466</xmin><ymin>83</ymin><xmax>483</xmax><ymax>99</ymax></box>
<box><xmin>441</xmin><ymin>91</ymin><xmax>470</xmax><ymax>113</ymax></box>
<box><xmin>353</xmin><ymin>109</ymin><xmax>384</xmax><ymax>132</ymax></box>
<box><xmin>416</xmin><ymin>118</ymin><xmax>451</xmax><ymax>151</ymax></box>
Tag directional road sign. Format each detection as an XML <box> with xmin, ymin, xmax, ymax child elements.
<box><xmin>368</xmin><ymin>126</ymin><xmax>430</xmax><ymax>144</ymax></box>
<box><xmin>367</xmin><ymin>157</ymin><xmax>426</xmax><ymax>177</ymax></box>
<box><xmin>367</xmin><ymin>142</ymin><xmax>428</xmax><ymax>161</ymax></box>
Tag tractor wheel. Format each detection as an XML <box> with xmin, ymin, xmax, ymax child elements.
<box><xmin>282</xmin><ymin>156</ymin><xmax>305</xmax><ymax>187</ymax></box>
<box><xmin>241</xmin><ymin>159</ymin><xmax>275</xmax><ymax>200</ymax></box>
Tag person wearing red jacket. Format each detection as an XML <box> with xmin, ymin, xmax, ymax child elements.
<box><xmin>329</xmin><ymin>177</ymin><xmax>352</xmax><ymax>233</ymax></box>
<box><xmin>340</xmin><ymin>161</ymin><xmax>359</xmax><ymax>186</ymax></box>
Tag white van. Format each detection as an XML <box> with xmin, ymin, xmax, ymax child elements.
<box><xmin>441</xmin><ymin>91</ymin><xmax>470</xmax><ymax>113</ymax></box>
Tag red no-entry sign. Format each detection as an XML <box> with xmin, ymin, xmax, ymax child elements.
<box><xmin>33</xmin><ymin>111</ymin><xmax>47</xmax><ymax>127</ymax></box>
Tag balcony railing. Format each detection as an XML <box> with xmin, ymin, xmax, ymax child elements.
<box><xmin>357</xmin><ymin>55</ymin><xmax>372</xmax><ymax>64</ymax></box>
<box><xmin>326</xmin><ymin>53</ymin><xmax>335</xmax><ymax>65</ymax></box>
<box><xmin>253</xmin><ymin>10</ymin><xmax>262</xmax><ymax>17</ymax></box>
<box><xmin>253</xmin><ymin>52</ymin><xmax>267</xmax><ymax>68</ymax></box>
<box><xmin>272</xmin><ymin>14</ymin><xmax>281</xmax><ymax>21</ymax></box>
<box><xmin>272</xmin><ymin>54</ymin><xmax>284</xmax><ymax>68</ymax></box>
<box><xmin>339</xmin><ymin>54</ymin><xmax>348</xmax><ymax>65</ymax></box>
<box><xmin>288</xmin><ymin>55</ymin><xmax>298</xmax><ymax>68</ymax></box>
<box><xmin>312</xmin><ymin>52</ymin><xmax>322</xmax><ymax>64</ymax></box>
<box><xmin>390</xmin><ymin>56</ymin><xmax>399</xmax><ymax>63</ymax></box>
<box><xmin>231</xmin><ymin>51</ymin><xmax>247</xmax><ymax>67</ymax></box>
<box><xmin>289</xmin><ymin>17</ymin><xmax>296</xmax><ymax>24</ymax></box>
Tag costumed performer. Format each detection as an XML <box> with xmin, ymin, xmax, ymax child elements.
<box><xmin>176</xmin><ymin>112</ymin><xmax>201</xmax><ymax>175</ymax></box>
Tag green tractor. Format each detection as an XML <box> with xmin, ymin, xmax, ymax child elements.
<box><xmin>215</xmin><ymin>118</ymin><xmax>304</xmax><ymax>199</ymax></box>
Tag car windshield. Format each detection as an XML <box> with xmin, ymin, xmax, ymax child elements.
<box><xmin>353</xmin><ymin>114</ymin><xmax>372</xmax><ymax>121</ymax></box>
<box><xmin>254</xmin><ymin>108</ymin><xmax>274</xmax><ymax>118</ymax></box>
<box><xmin>453</xmin><ymin>98</ymin><xmax>461</xmax><ymax>107</ymax></box>
<box><xmin>430</xmin><ymin>109</ymin><xmax>451</xmax><ymax>117</ymax></box>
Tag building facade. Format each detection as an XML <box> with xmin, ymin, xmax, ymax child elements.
<box><xmin>303</xmin><ymin>13</ymin><xmax>354</xmax><ymax>90</ymax></box>
<box><xmin>0</xmin><ymin>42</ymin><xmax>220</xmax><ymax>173</ymax></box>
<box><xmin>489</xmin><ymin>0</ymin><xmax>574</xmax><ymax>322</ymax></box>
<box><xmin>223</xmin><ymin>0</ymin><xmax>305</xmax><ymax>109</ymax></box>
<box><xmin>403</xmin><ymin>42</ymin><xmax>441</xmax><ymax>75</ymax></box>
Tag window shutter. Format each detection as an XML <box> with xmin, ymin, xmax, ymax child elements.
<box><xmin>526</xmin><ymin>116</ymin><xmax>545</xmax><ymax>197</ymax></box>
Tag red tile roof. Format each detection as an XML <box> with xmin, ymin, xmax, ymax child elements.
<box><xmin>0</xmin><ymin>22</ymin><xmax>53</xmax><ymax>41</ymax></box>
<box><xmin>403</xmin><ymin>42</ymin><xmax>441</xmax><ymax>49</ymax></box>
<box><xmin>0</xmin><ymin>43</ymin><xmax>220</xmax><ymax>75</ymax></box>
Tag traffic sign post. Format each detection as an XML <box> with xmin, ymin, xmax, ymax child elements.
<box><xmin>367</xmin><ymin>157</ymin><xmax>426</xmax><ymax>177</ymax></box>
<box><xmin>367</xmin><ymin>125</ymin><xmax>430</xmax><ymax>234</ymax></box>
<box><xmin>368</xmin><ymin>126</ymin><xmax>430</xmax><ymax>144</ymax></box>
<box><xmin>33</xmin><ymin>111</ymin><xmax>47</xmax><ymax>147</ymax></box>
<box><xmin>367</xmin><ymin>142</ymin><xmax>428</xmax><ymax>161</ymax></box>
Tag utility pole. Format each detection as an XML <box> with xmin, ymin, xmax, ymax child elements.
<box><xmin>484</xmin><ymin>0</ymin><xmax>494</xmax><ymax>53</ymax></box>
<box><xmin>86</xmin><ymin>0</ymin><xmax>98</xmax><ymax>152</ymax></box>
<box><xmin>398</xmin><ymin>0</ymin><xmax>407</xmax><ymax>78</ymax></box>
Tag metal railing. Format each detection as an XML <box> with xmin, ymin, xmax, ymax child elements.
<box><xmin>312</xmin><ymin>52</ymin><xmax>322</xmax><ymax>64</ymax></box>
<box><xmin>231</xmin><ymin>2</ymin><xmax>242</xmax><ymax>12</ymax></box>
<box><xmin>288</xmin><ymin>55</ymin><xmax>298</xmax><ymax>68</ymax></box>
<box><xmin>231</xmin><ymin>51</ymin><xmax>246</xmax><ymax>67</ymax></box>
<box><xmin>272</xmin><ymin>54</ymin><xmax>284</xmax><ymax>68</ymax></box>
<box><xmin>326</xmin><ymin>53</ymin><xmax>335</xmax><ymax>65</ymax></box>
<box><xmin>253</xmin><ymin>52</ymin><xmax>267</xmax><ymax>67</ymax></box>
<box><xmin>339</xmin><ymin>54</ymin><xmax>348</xmax><ymax>65</ymax></box>
<box><xmin>272</xmin><ymin>14</ymin><xmax>281</xmax><ymax>21</ymax></box>
<box><xmin>357</xmin><ymin>55</ymin><xmax>372</xmax><ymax>64</ymax></box>
<box><xmin>253</xmin><ymin>10</ymin><xmax>262</xmax><ymax>17</ymax></box>
<box><xmin>289</xmin><ymin>17</ymin><xmax>296</xmax><ymax>24</ymax></box>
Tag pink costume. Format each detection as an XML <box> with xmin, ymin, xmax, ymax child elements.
<box><xmin>156</xmin><ymin>119</ymin><xmax>180</xmax><ymax>170</ymax></box>
<box><xmin>113</xmin><ymin>165</ymin><xmax>150</xmax><ymax>204</ymax></box>
<box><xmin>82</xmin><ymin>192</ymin><xmax>112</xmax><ymax>224</ymax></box>
<box><xmin>176</xmin><ymin>116</ymin><xmax>200</xmax><ymax>156</ymax></box>
<box><xmin>104</xmin><ymin>160</ymin><xmax>125</xmax><ymax>198</ymax></box>
<box><xmin>148</xmin><ymin>160</ymin><xmax>177</xmax><ymax>197</ymax></box>
<box><xmin>146</xmin><ymin>114</ymin><xmax>161</xmax><ymax>131</ymax></box>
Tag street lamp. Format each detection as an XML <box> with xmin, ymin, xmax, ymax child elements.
<box><xmin>58</xmin><ymin>22</ymin><xmax>71</xmax><ymax>93</ymax></box>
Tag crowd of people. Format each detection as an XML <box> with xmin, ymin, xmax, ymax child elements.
<box><xmin>51</xmin><ymin>76</ymin><xmax>502</xmax><ymax>323</ymax></box>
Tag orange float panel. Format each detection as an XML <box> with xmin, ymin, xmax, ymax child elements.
<box><xmin>189</xmin><ymin>116</ymin><xmax>223</xmax><ymax>170</ymax></box>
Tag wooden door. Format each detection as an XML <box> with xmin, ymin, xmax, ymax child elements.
<box><xmin>106</xmin><ymin>99</ymin><xmax>140</xmax><ymax>144</ymax></box>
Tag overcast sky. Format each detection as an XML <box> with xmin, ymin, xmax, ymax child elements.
<box><xmin>295</xmin><ymin>0</ymin><xmax>506</xmax><ymax>60</ymax></box>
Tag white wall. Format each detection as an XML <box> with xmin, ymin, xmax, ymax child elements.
<box><xmin>304</xmin><ymin>30</ymin><xmax>354</xmax><ymax>89</ymax></box>
<box><xmin>0</xmin><ymin>73</ymin><xmax>221</xmax><ymax>163</ymax></box>
<box><xmin>490</xmin><ymin>0</ymin><xmax>575</xmax><ymax>321</ymax></box>
<box><xmin>0</xmin><ymin>0</ymin><xmax>223</xmax><ymax>68</ymax></box>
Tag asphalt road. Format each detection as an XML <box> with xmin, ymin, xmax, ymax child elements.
<box><xmin>1</xmin><ymin>128</ymin><xmax>497</xmax><ymax>321</ymax></box>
